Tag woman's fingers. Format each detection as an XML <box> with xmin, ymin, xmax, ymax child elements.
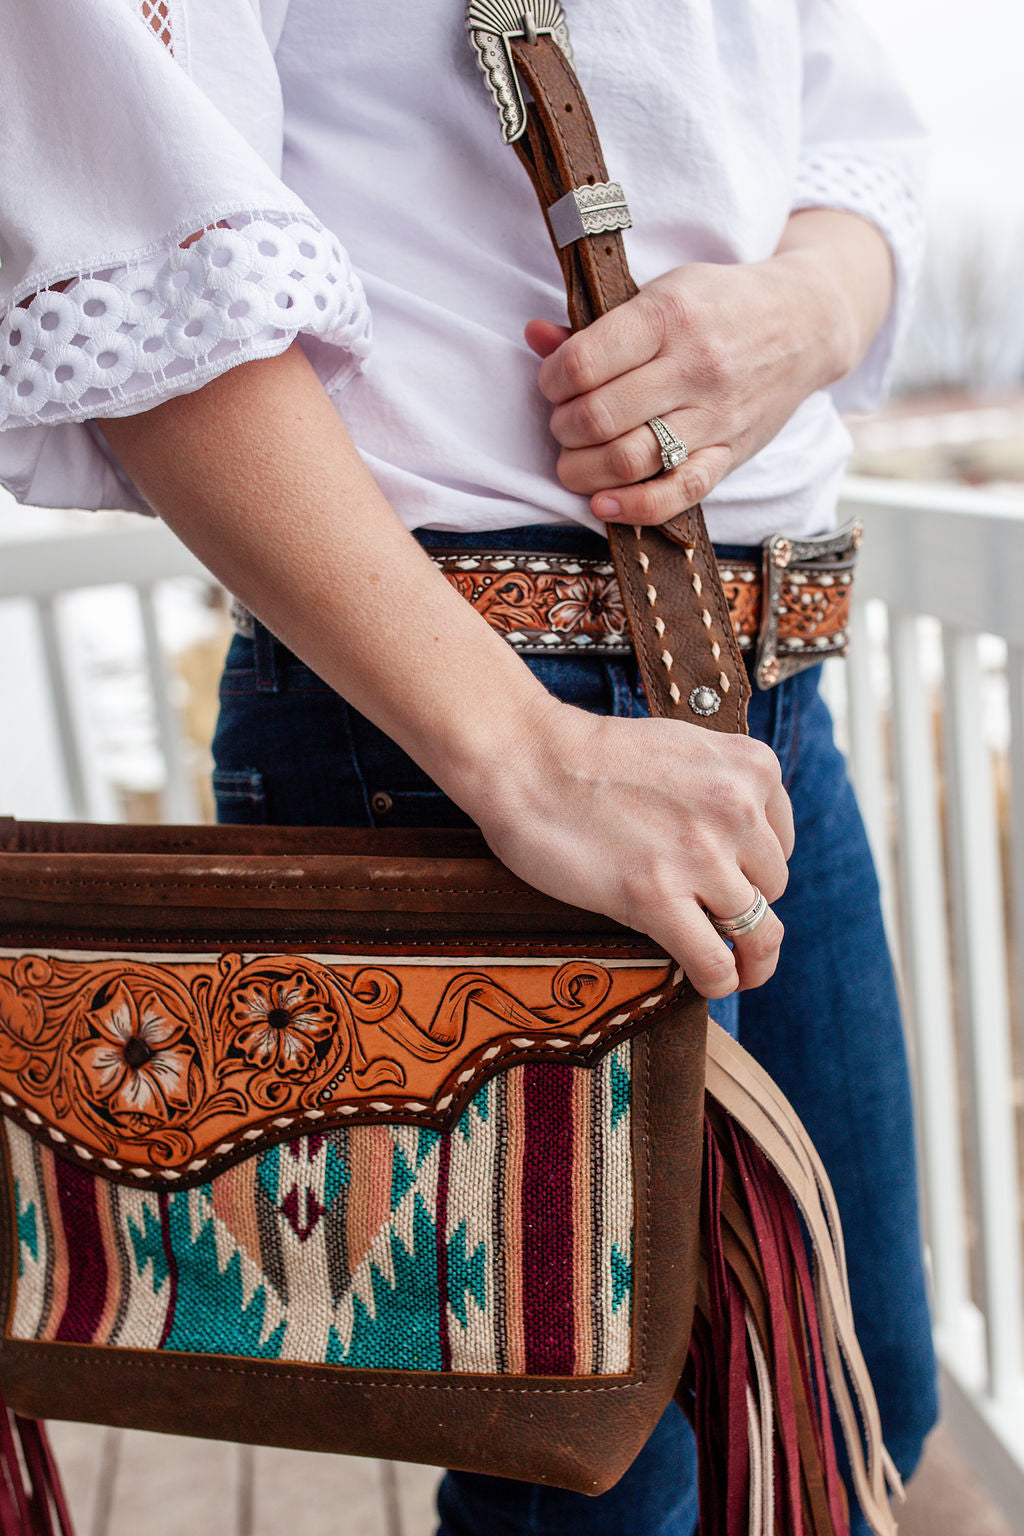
<box><xmin>644</xmin><ymin>893</ymin><xmax>783</xmax><ymax>999</ymax></box>
<box><xmin>524</xmin><ymin>317</ymin><xmax>571</xmax><ymax>360</ymax></box>
<box><xmin>730</xmin><ymin>906</ymin><xmax>785</xmax><ymax>991</ymax></box>
<box><xmin>767</xmin><ymin>778</ymin><xmax>796</xmax><ymax>860</ymax></box>
<box><xmin>546</xmin><ymin>358</ymin><xmax>684</xmax><ymax>451</ymax></box>
<box><xmin>555</xmin><ymin>407</ymin><xmax>702</xmax><ymax>491</ymax></box>
<box><xmin>477</xmin><ymin>709</ymin><xmax>795</xmax><ymax>1003</ymax></box>
<box><xmin>591</xmin><ymin>446</ymin><xmax>733</xmax><ymax>525</ymax></box>
<box><xmin>696</xmin><ymin>867</ymin><xmax>786</xmax><ymax>993</ymax></box>
<box><xmin>644</xmin><ymin>903</ymin><xmax>739</xmax><ymax>999</ymax></box>
<box><xmin>531</xmin><ymin>298</ymin><xmax>665</xmax><ymax>405</ymax></box>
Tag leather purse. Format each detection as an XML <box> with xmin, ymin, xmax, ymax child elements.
<box><xmin>0</xmin><ymin>7</ymin><xmax>901</xmax><ymax>1534</ymax></box>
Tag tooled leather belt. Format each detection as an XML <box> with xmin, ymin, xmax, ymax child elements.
<box><xmin>231</xmin><ymin>520</ymin><xmax>859</xmax><ymax>689</ymax></box>
<box><xmin>430</xmin><ymin>519</ymin><xmax>861</xmax><ymax>686</ymax></box>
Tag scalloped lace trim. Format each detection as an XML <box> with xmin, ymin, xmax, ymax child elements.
<box><xmin>0</xmin><ymin>212</ymin><xmax>372</xmax><ymax>430</ymax></box>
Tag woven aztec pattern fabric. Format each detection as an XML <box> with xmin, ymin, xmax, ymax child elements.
<box><xmin>7</xmin><ymin>1046</ymin><xmax>633</xmax><ymax>1375</ymax></box>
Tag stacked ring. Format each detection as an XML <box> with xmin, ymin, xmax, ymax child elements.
<box><xmin>709</xmin><ymin>888</ymin><xmax>770</xmax><ymax>938</ymax></box>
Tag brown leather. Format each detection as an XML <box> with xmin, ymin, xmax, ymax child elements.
<box><xmin>0</xmin><ymin>1004</ymin><xmax>707</xmax><ymax>1494</ymax></box>
<box><xmin>0</xmin><ymin>821</ymin><xmax>670</xmax><ymax>946</ymax></box>
<box><xmin>508</xmin><ymin>35</ymin><xmax>751</xmax><ymax>733</ymax></box>
<box><xmin>0</xmin><ymin>944</ymin><xmax>676</xmax><ymax>1186</ymax></box>
<box><xmin>432</xmin><ymin>550</ymin><xmax>854</xmax><ymax>661</ymax></box>
<box><xmin>437</xmin><ymin>552</ymin><xmax>630</xmax><ymax>654</ymax></box>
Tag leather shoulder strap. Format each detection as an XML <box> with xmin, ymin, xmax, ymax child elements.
<box><xmin>505</xmin><ymin>34</ymin><xmax>750</xmax><ymax>733</ymax></box>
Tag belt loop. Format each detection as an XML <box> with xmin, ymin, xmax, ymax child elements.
<box><xmin>252</xmin><ymin>621</ymin><xmax>281</xmax><ymax>694</ymax></box>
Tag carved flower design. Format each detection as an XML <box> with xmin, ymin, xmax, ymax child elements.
<box><xmin>469</xmin><ymin>574</ymin><xmax>551</xmax><ymax>636</ymax></box>
<box><xmin>71</xmin><ymin>983</ymin><xmax>196</xmax><ymax>1122</ymax></box>
<box><xmin>548</xmin><ymin>576</ymin><xmax>626</xmax><ymax>638</ymax></box>
<box><xmin>0</xmin><ymin>980</ymin><xmax>39</xmax><ymax>1074</ymax></box>
<box><xmin>229</xmin><ymin>972</ymin><xmax>336</xmax><ymax>1076</ymax></box>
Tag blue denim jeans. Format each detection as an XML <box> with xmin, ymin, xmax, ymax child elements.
<box><xmin>212</xmin><ymin>525</ymin><xmax>938</xmax><ymax>1535</ymax></box>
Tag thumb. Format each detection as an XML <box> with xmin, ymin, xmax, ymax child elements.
<box><xmin>524</xmin><ymin>318</ymin><xmax>572</xmax><ymax>359</ymax></box>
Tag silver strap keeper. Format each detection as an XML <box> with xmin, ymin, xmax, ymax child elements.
<box><xmin>547</xmin><ymin>181</ymin><xmax>632</xmax><ymax>248</ymax></box>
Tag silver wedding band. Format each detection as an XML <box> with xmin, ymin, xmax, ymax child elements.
<box><xmin>710</xmin><ymin>888</ymin><xmax>770</xmax><ymax>938</ymax></box>
<box><xmin>646</xmin><ymin>416</ymin><xmax>688</xmax><ymax>474</ymax></box>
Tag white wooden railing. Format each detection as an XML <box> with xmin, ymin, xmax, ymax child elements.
<box><xmin>832</xmin><ymin>476</ymin><xmax>1024</xmax><ymax>1532</ymax></box>
<box><xmin>0</xmin><ymin>518</ymin><xmax>211</xmax><ymax>822</ymax></box>
<box><xmin>2</xmin><ymin>482</ymin><xmax>1024</xmax><ymax>1526</ymax></box>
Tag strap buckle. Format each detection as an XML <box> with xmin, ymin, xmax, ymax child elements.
<box><xmin>466</xmin><ymin>0</ymin><xmax>575</xmax><ymax>144</ymax></box>
<box><xmin>754</xmin><ymin>519</ymin><xmax>863</xmax><ymax>688</ymax></box>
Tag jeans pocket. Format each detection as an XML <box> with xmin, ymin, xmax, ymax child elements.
<box><xmin>212</xmin><ymin>767</ymin><xmax>268</xmax><ymax>825</ymax></box>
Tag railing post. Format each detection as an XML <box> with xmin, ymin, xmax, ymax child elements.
<box><xmin>137</xmin><ymin>584</ymin><xmax>201</xmax><ymax>825</ymax></box>
<box><xmin>845</xmin><ymin>599</ymin><xmax>899</xmax><ymax>942</ymax></box>
<box><xmin>889</xmin><ymin>611</ymin><xmax>972</xmax><ymax>1352</ymax></box>
<box><xmin>941</xmin><ymin>627</ymin><xmax>1024</xmax><ymax>1404</ymax></box>
<box><xmin>34</xmin><ymin>595</ymin><xmax>90</xmax><ymax>821</ymax></box>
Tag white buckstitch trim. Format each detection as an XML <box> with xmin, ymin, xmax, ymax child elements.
<box><xmin>632</xmin><ymin>527</ymin><xmax>731</xmax><ymax>710</ymax></box>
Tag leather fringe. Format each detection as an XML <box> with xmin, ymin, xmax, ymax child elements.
<box><xmin>680</xmin><ymin>1023</ymin><xmax>904</xmax><ymax>1536</ymax></box>
<box><xmin>0</xmin><ymin>1391</ymin><xmax>74</xmax><ymax>1536</ymax></box>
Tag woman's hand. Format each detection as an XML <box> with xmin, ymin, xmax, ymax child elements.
<box><xmin>457</xmin><ymin>694</ymin><xmax>794</xmax><ymax>999</ymax></box>
<box><xmin>526</xmin><ymin>208</ymin><xmax>894</xmax><ymax>526</ymax></box>
<box><xmin>100</xmin><ymin>344</ymin><xmax>794</xmax><ymax>999</ymax></box>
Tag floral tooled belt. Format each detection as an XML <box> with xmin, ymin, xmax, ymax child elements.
<box><xmin>230</xmin><ymin>524</ymin><xmax>860</xmax><ymax>688</ymax></box>
<box><xmin>431</xmin><ymin>526</ymin><xmax>859</xmax><ymax>687</ymax></box>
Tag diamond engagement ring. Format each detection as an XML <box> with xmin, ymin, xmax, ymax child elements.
<box><xmin>646</xmin><ymin>416</ymin><xmax>689</xmax><ymax>474</ymax></box>
<box><xmin>709</xmin><ymin>888</ymin><xmax>770</xmax><ymax>938</ymax></box>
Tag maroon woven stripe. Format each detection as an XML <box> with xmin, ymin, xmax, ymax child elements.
<box><xmin>53</xmin><ymin>1157</ymin><xmax>106</xmax><ymax>1345</ymax></box>
<box><xmin>521</xmin><ymin>1063</ymin><xmax>575</xmax><ymax>1375</ymax></box>
<box><xmin>436</xmin><ymin>1130</ymin><xmax>453</xmax><ymax>1373</ymax></box>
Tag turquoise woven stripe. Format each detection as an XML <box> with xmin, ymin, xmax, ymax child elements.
<box><xmin>14</xmin><ymin>1178</ymin><xmax>38</xmax><ymax>1278</ymax></box>
<box><xmin>327</xmin><ymin>1192</ymin><xmax>443</xmax><ymax>1370</ymax></box>
<box><xmin>67</xmin><ymin>1049</ymin><xmax>635</xmax><ymax>1370</ymax></box>
<box><xmin>162</xmin><ymin>1191</ymin><xmax>287</xmax><ymax>1359</ymax></box>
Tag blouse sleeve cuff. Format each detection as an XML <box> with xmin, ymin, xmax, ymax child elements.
<box><xmin>0</xmin><ymin>211</ymin><xmax>372</xmax><ymax>431</ymax></box>
<box><xmin>792</xmin><ymin>151</ymin><xmax>925</xmax><ymax>412</ymax></box>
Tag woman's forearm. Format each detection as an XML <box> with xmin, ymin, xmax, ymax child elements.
<box><xmin>98</xmin><ymin>345</ymin><xmax>550</xmax><ymax>811</ymax></box>
<box><xmin>773</xmin><ymin>207</ymin><xmax>895</xmax><ymax>389</ymax></box>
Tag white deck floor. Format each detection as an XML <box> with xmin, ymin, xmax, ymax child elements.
<box><xmin>44</xmin><ymin>1420</ymin><xmax>1012</xmax><ymax>1536</ymax></box>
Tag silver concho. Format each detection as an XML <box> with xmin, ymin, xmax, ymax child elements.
<box><xmin>688</xmin><ymin>685</ymin><xmax>722</xmax><ymax>717</ymax></box>
<box><xmin>466</xmin><ymin>0</ymin><xmax>575</xmax><ymax>144</ymax></box>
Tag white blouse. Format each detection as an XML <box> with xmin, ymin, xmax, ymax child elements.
<box><xmin>0</xmin><ymin>0</ymin><xmax>926</xmax><ymax>543</ymax></box>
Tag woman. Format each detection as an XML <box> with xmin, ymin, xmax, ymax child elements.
<box><xmin>0</xmin><ymin>1</ymin><xmax>937</xmax><ymax>1530</ymax></box>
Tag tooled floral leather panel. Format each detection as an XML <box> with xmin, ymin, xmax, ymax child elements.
<box><xmin>435</xmin><ymin>554</ymin><xmax>630</xmax><ymax>654</ymax></box>
<box><xmin>718</xmin><ymin>559</ymin><xmax>853</xmax><ymax>655</ymax></box>
<box><xmin>0</xmin><ymin>949</ymin><xmax>679</xmax><ymax>1187</ymax></box>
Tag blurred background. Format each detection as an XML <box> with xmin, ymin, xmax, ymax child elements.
<box><xmin>4</xmin><ymin>3</ymin><xmax>1024</xmax><ymax>1533</ymax></box>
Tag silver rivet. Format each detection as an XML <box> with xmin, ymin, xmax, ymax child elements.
<box><xmin>689</xmin><ymin>685</ymin><xmax>721</xmax><ymax>716</ymax></box>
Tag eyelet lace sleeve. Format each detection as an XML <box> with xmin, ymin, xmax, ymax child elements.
<box><xmin>0</xmin><ymin>212</ymin><xmax>372</xmax><ymax>430</ymax></box>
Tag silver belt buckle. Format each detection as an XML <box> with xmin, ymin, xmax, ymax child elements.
<box><xmin>465</xmin><ymin>1</ymin><xmax>575</xmax><ymax>144</ymax></box>
<box><xmin>754</xmin><ymin>519</ymin><xmax>863</xmax><ymax>689</ymax></box>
